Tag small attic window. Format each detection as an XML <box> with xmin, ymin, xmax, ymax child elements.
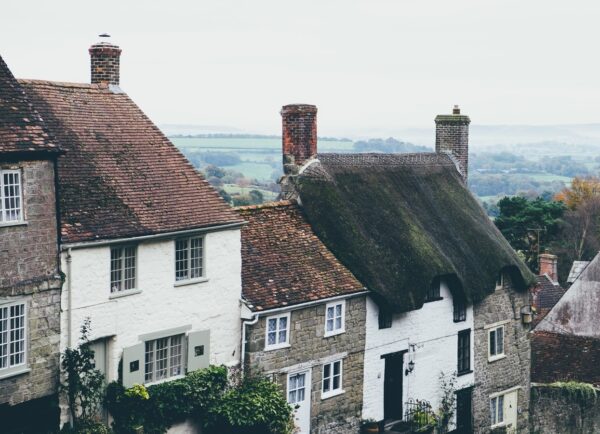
<box><xmin>495</xmin><ymin>272</ymin><xmax>504</xmax><ymax>290</ymax></box>
<box><xmin>425</xmin><ymin>282</ymin><xmax>442</xmax><ymax>302</ymax></box>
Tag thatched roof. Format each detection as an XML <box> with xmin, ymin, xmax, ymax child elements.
<box><xmin>295</xmin><ymin>152</ymin><xmax>535</xmax><ymax>313</ymax></box>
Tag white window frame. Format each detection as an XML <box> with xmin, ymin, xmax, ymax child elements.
<box><xmin>321</xmin><ymin>359</ymin><xmax>344</xmax><ymax>399</ymax></box>
<box><xmin>0</xmin><ymin>300</ymin><xmax>28</xmax><ymax>378</ymax></box>
<box><xmin>488</xmin><ymin>325</ymin><xmax>506</xmax><ymax>362</ymax></box>
<box><xmin>264</xmin><ymin>313</ymin><xmax>291</xmax><ymax>350</ymax></box>
<box><xmin>324</xmin><ymin>300</ymin><xmax>345</xmax><ymax>337</ymax></box>
<box><xmin>490</xmin><ymin>394</ymin><xmax>505</xmax><ymax>427</ymax></box>
<box><xmin>110</xmin><ymin>245</ymin><xmax>137</xmax><ymax>294</ymax></box>
<box><xmin>174</xmin><ymin>236</ymin><xmax>205</xmax><ymax>283</ymax></box>
<box><xmin>144</xmin><ymin>333</ymin><xmax>185</xmax><ymax>384</ymax></box>
<box><xmin>0</xmin><ymin>169</ymin><xmax>24</xmax><ymax>224</ymax></box>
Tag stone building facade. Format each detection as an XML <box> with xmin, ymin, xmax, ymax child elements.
<box><xmin>0</xmin><ymin>54</ymin><xmax>63</xmax><ymax>433</ymax></box>
<box><xmin>245</xmin><ymin>296</ymin><xmax>367</xmax><ymax>434</ymax></box>
<box><xmin>238</xmin><ymin>202</ymin><xmax>367</xmax><ymax>434</ymax></box>
<box><xmin>473</xmin><ymin>272</ymin><xmax>532</xmax><ymax>433</ymax></box>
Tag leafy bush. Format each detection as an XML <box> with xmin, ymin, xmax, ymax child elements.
<box><xmin>105</xmin><ymin>366</ymin><xmax>292</xmax><ymax>434</ymax></box>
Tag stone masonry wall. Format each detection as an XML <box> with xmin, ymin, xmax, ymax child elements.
<box><xmin>245</xmin><ymin>295</ymin><xmax>366</xmax><ymax>434</ymax></box>
<box><xmin>530</xmin><ymin>386</ymin><xmax>600</xmax><ymax>434</ymax></box>
<box><xmin>473</xmin><ymin>273</ymin><xmax>531</xmax><ymax>434</ymax></box>
<box><xmin>0</xmin><ymin>159</ymin><xmax>62</xmax><ymax>406</ymax></box>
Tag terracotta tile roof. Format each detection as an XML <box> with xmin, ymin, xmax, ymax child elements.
<box><xmin>19</xmin><ymin>79</ymin><xmax>241</xmax><ymax>243</ymax></box>
<box><xmin>532</xmin><ymin>331</ymin><xmax>600</xmax><ymax>386</ymax></box>
<box><xmin>0</xmin><ymin>56</ymin><xmax>59</xmax><ymax>154</ymax></box>
<box><xmin>237</xmin><ymin>201</ymin><xmax>365</xmax><ymax>311</ymax></box>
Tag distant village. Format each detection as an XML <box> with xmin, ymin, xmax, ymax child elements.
<box><xmin>1</xmin><ymin>39</ymin><xmax>599</xmax><ymax>434</ymax></box>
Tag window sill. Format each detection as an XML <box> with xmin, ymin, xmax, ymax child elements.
<box><xmin>488</xmin><ymin>354</ymin><xmax>506</xmax><ymax>363</ymax></box>
<box><xmin>0</xmin><ymin>220</ymin><xmax>27</xmax><ymax>229</ymax></box>
<box><xmin>0</xmin><ymin>366</ymin><xmax>30</xmax><ymax>380</ymax></box>
<box><xmin>174</xmin><ymin>277</ymin><xmax>209</xmax><ymax>287</ymax></box>
<box><xmin>324</xmin><ymin>329</ymin><xmax>345</xmax><ymax>338</ymax></box>
<box><xmin>457</xmin><ymin>369</ymin><xmax>473</xmax><ymax>377</ymax></box>
<box><xmin>264</xmin><ymin>343</ymin><xmax>291</xmax><ymax>352</ymax></box>
<box><xmin>109</xmin><ymin>289</ymin><xmax>142</xmax><ymax>300</ymax></box>
<box><xmin>321</xmin><ymin>389</ymin><xmax>345</xmax><ymax>400</ymax></box>
<box><xmin>144</xmin><ymin>374</ymin><xmax>185</xmax><ymax>387</ymax></box>
<box><xmin>424</xmin><ymin>297</ymin><xmax>443</xmax><ymax>303</ymax></box>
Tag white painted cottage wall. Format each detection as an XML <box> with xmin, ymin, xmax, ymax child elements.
<box><xmin>362</xmin><ymin>282</ymin><xmax>474</xmax><ymax>422</ymax></box>
<box><xmin>60</xmin><ymin>228</ymin><xmax>242</xmax><ymax>384</ymax></box>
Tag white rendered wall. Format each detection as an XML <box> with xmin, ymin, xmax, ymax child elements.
<box><xmin>60</xmin><ymin>228</ymin><xmax>242</xmax><ymax>384</ymax></box>
<box><xmin>362</xmin><ymin>282</ymin><xmax>474</xmax><ymax>423</ymax></box>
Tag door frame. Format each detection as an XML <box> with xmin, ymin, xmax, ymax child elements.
<box><xmin>287</xmin><ymin>368</ymin><xmax>312</xmax><ymax>434</ymax></box>
<box><xmin>454</xmin><ymin>386</ymin><xmax>473</xmax><ymax>434</ymax></box>
<box><xmin>381</xmin><ymin>350</ymin><xmax>408</xmax><ymax>421</ymax></box>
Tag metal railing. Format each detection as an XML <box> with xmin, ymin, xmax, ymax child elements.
<box><xmin>404</xmin><ymin>399</ymin><xmax>435</xmax><ymax>432</ymax></box>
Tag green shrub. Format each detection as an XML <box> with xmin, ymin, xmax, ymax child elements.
<box><xmin>105</xmin><ymin>366</ymin><xmax>292</xmax><ymax>434</ymax></box>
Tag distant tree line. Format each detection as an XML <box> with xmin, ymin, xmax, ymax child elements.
<box><xmin>494</xmin><ymin>177</ymin><xmax>600</xmax><ymax>283</ymax></box>
<box><xmin>353</xmin><ymin>137</ymin><xmax>431</xmax><ymax>153</ymax></box>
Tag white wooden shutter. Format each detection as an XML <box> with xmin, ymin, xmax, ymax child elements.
<box><xmin>122</xmin><ymin>342</ymin><xmax>145</xmax><ymax>388</ymax></box>
<box><xmin>187</xmin><ymin>330</ymin><xmax>210</xmax><ymax>373</ymax></box>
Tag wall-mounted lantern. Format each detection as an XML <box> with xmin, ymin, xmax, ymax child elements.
<box><xmin>405</xmin><ymin>359</ymin><xmax>415</xmax><ymax>376</ymax></box>
<box><xmin>521</xmin><ymin>305</ymin><xmax>534</xmax><ymax>324</ymax></box>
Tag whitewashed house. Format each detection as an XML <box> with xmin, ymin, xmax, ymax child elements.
<box><xmin>18</xmin><ymin>39</ymin><xmax>244</xmax><ymax>421</ymax></box>
<box><xmin>278</xmin><ymin>104</ymin><xmax>534</xmax><ymax>433</ymax></box>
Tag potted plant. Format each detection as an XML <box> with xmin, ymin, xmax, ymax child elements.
<box><xmin>361</xmin><ymin>418</ymin><xmax>380</xmax><ymax>433</ymax></box>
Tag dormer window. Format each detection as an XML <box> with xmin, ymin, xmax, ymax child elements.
<box><xmin>453</xmin><ymin>300</ymin><xmax>466</xmax><ymax>322</ymax></box>
<box><xmin>495</xmin><ymin>272</ymin><xmax>504</xmax><ymax>290</ymax></box>
<box><xmin>0</xmin><ymin>170</ymin><xmax>23</xmax><ymax>223</ymax></box>
<box><xmin>425</xmin><ymin>283</ymin><xmax>442</xmax><ymax>302</ymax></box>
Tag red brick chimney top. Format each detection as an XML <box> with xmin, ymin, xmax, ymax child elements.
<box><xmin>89</xmin><ymin>37</ymin><xmax>122</xmax><ymax>86</ymax></box>
<box><xmin>539</xmin><ymin>252</ymin><xmax>558</xmax><ymax>282</ymax></box>
<box><xmin>281</xmin><ymin>104</ymin><xmax>317</xmax><ymax>171</ymax></box>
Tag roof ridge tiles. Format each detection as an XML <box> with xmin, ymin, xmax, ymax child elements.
<box><xmin>235</xmin><ymin>200</ymin><xmax>297</xmax><ymax>212</ymax></box>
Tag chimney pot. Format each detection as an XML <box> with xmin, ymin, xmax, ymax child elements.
<box><xmin>453</xmin><ymin>105</ymin><xmax>460</xmax><ymax>114</ymax></box>
<box><xmin>89</xmin><ymin>37</ymin><xmax>121</xmax><ymax>86</ymax></box>
<box><xmin>281</xmin><ymin>104</ymin><xmax>317</xmax><ymax>173</ymax></box>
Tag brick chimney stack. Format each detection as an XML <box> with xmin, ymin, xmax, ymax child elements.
<box><xmin>435</xmin><ymin>105</ymin><xmax>470</xmax><ymax>181</ymax></box>
<box><xmin>281</xmin><ymin>104</ymin><xmax>317</xmax><ymax>175</ymax></box>
<box><xmin>539</xmin><ymin>253</ymin><xmax>558</xmax><ymax>282</ymax></box>
<box><xmin>89</xmin><ymin>35</ymin><xmax>122</xmax><ymax>86</ymax></box>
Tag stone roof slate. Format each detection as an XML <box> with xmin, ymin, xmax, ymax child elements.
<box><xmin>0</xmin><ymin>56</ymin><xmax>59</xmax><ymax>154</ymax></box>
<box><xmin>237</xmin><ymin>201</ymin><xmax>365</xmax><ymax>311</ymax></box>
<box><xmin>19</xmin><ymin>79</ymin><xmax>241</xmax><ymax>243</ymax></box>
<box><xmin>532</xmin><ymin>275</ymin><xmax>567</xmax><ymax>326</ymax></box>
<box><xmin>567</xmin><ymin>260</ymin><xmax>590</xmax><ymax>284</ymax></box>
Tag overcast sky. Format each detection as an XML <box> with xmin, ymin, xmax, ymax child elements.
<box><xmin>2</xmin><ymin>0</ymin><xmax>600</xmax><ymax>136</ymax></box>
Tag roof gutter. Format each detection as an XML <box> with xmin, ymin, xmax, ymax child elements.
<box><xmin>243</xmin><ymin>289</ymin><xmax>369</xmax><ymax>317</ymax></box>
<box><xmin>60</xmin><ymin>221</ymin><xmax>246</xmax><ymax>250</ymax></box>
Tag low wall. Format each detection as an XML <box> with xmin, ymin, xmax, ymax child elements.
<box><xmin>530</xmin><ymin>385</ymin><xmax>600</xmax><ymax>434</ymax></box>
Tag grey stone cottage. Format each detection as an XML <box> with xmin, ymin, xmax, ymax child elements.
<box><xmin>0</xmin><ymin>55</ymin><xmax>63</xmax><ymax>432</ymax></box>
<box><xmin>238</xmin><ymin>201</ymin><xmax>368</xmax><ymax>434</ymax></box>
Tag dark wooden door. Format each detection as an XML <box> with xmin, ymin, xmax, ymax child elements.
<box><xmin>456</xmin><ymin>387</ymin><xmax>473</xmax><ymax>433</ymax></box>
<box><xmin>384</xmin><ymin>351</ymin><xmax>405</xmax><ymax>420</ymax></box>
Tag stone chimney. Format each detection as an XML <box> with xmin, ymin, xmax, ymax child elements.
<box><xmin>89</xmin><ymin>35</ymin><xmax>122</xmax><ymax>86</ymax></box>
<box><xmin>435</xmin><ymin>105</ymin><xmax>470</xmax><ymax>181</ymax></box>
<box><xmin>539</xmin><ymin>252</ymin><xmax>558</xmax><ymax>282</ymax></box>
<box><xmin>281</xmin><ymin>104</ymin><xmax>317</xmax><ymax>175</ymax></box>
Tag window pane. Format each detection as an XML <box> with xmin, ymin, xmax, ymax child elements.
<box><xmin>145</xmin><ymin>341</ymin><xmax>154</xmax><ymax>382</ymax></box>
<box><xmin>124</xmin><ymin>247</ymin><xmax>136</xmax><ymax>290</ymax></box>
<box><xmin>110</xmin><ymin>248</ymin><xmax>122</xmax><ymax>292</ymax></box>
<box><xmin>268</xmin><ymin>318</ymin><xmax>277</xmax><ymax>332</ymax></box>
<box><xmin>324</xmin><ymin>363</ymin><xmax>331</xmax><ymax>379</ymax></box>
<box><xmin>498</xmin><ymin>395</ymin><xmax>504</xmax><ymax>422</ymax></box>
<box><xmin>335</xmin><ymin>317</ymin><xmax>342</xmax><ymax>330</ymax></box>
<box><xmin>333</xmin><ymin>361</ymin><xmax>340</xmax><ymax>376</ymax></box>
<box><xmin>267</xmin><ymin>331</ymin><xmax>276</xmax><ymax>345</ymax></box>
<box><xmin>0</xmin><ymin>307</ymin><xmax>7</xmax><ymax>369</ymax></box>
<box><xmin>326</xmin><ymin>318</ymin><xmax>334</xmax><ymax>332</ymax></box>
<box><xmin>335</xmin><ymin>304</ymin><xmax>342</xmax><ymax>317</ymax></box>
<box><xmin>190</xmin><ymin>238</ymin><xmax>203</xmax><ymax>279</ymax></box>
<box><xmin>323</xmin><ymin>378</ymin><xmax>330</xmax><ymax>393</ymax></box>
<box><xmin>297</xmin><ymin>386</ymin><xmax>305</xmax><ymax>402</ymax></box>
<box><xmin>490</xmin><ymin>398</ymin><xmax>497</xmax><ymax>425</ymax></box>
<box><xmin>279</xmin><ymin>316</ymin><xmax>287</xmax><ymax>331</ymax></box>
<box><xmin>497</xmin><ymin>327</ymin><xmax>504</xmax><ymax>354</ymax></box>
<box><xmin>288</xmin><ymin>389</ymin><xmax>297</xmax><ymax>403</ymax></box>
<box><xmin>175</xmin><ymin>239</ymin><xmax>188</xmax><ymax>281</ymax></box>
<box><xmin>278</xmin><ymin>330</ymin><xmax>286</xmax><ymax>344</ymax></box>
<box><xmin>170</xmin><ymin>335</ymin><xmax>183</xmax><ymax>376</ymax></box>
<box><xmin>333</xmin><ymin>374</ymin><xmax>340</xmax><ymax>390</ymax></box>
<box><xmin>489</xmin><ymin>330</ymin><xmax>496</xmax><ymax>356</ymax></box>
<box><xmin>326</xmin><ymin>307</ymin><xmax>334</xmax><ymax>319</ymax></box>
<box><xmin>155</xmin><ymin>338</ymin><xmax>169</xmax><ymax>380</ymax></box>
